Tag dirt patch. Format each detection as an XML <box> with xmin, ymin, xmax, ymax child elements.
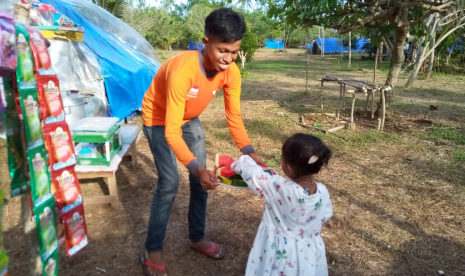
<box><xmin>1</xmin><ymin>48</ymin><xmax>464</xmax><ymax>276</ymax></box>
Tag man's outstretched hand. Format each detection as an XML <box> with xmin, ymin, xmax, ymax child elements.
<box><xmin>195</xmin><ymin>167</ymin><xmax>220</xmax><ymax>190</ymax></box>
<box><xmin>249</xmin><ymin>152</ymin><xmax>266</xmax><ymax>167</ymax></box>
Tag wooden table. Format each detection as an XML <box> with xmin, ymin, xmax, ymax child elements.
<box><xmin>75</xmin><ymin>131</ymin><xmax>141</xmax><ymax>209</ymax></box>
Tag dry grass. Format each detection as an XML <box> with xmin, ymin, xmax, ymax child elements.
<box><xmin>1</xmin><ymin>48</ymin><xmax>464</xmax><ymax>276</ymax></box>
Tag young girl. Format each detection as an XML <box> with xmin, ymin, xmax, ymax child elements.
<box><xmin>231</xmin><ymin>133</ymin><xmax>333</xmax><ymax>276</ymax></box>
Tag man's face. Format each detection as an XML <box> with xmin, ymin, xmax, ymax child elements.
<box><xmin>202</xmin><ymin>36</ymin><xmax>242</xmax><ymax>72</ymax></box>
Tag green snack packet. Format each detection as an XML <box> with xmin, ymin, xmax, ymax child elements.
<box><xmin>5</xmin><ymin>118</ymin><xmax>30</xmax><ymax>197</ymax></box>
<box><xmin>0</xmin><ymin>190</ymin><xmax>4</xmax><ymax>252</ymax></box>
<box><xmin>42</xmin><ymin>249</ymin><xmax>58</xmax><ymax>276</ymax></box>
<box><xmin>0</xmin><ymin>249</ymin><xmax>9</xmax><ymax>276</ymax></box>
<box><xmin>27</xmin><ymin>147</ymin><xmax>52</xmax><ymax>208</ymax></box>
<box><xmin>15</xmin><ymin>24</ymin><xmax>36</xmax><ymax>90</ymax></box>
<box><xmin>34</xmin><ymin>197</ymin><xmax>58</xmax><ymax>262</ymax></box>
<box><xmin>19</xmin><ymin>88</ymin><xmax>43</xmax><ymax>149</ymax></box>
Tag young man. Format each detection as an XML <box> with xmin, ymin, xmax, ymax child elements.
<box><xmin>140</xmin><ymin>8</ymin><xmax>264</xmax><ymax>276</ymax></box>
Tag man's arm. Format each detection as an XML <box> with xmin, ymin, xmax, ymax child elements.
<box><xmin>164</xmin><ymin>72</ymin><xmax>219</xmax><ymax>189</ymax></box>
<box><xmin>223</xmin><ymin>64</ymin><xmax>265</xmax><ymax>166</ymax></box>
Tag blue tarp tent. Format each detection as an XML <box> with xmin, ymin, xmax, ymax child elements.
<box><xmin>189</xmin><ymin>41</ymin><xmax>204</xmax><ymax>50</ymax></box>
<box><xmin>309</xmin><ymin>38</ymin><xmax>370</xmax><ymax>53</ymax></box>
<box><xmin>265</xmin><ymin>39</ymin><xmax>284</xmax><ymax>49</ymax></box>
<box><xmin>39</xmin><ymin>0</ymin><xmax>160</xmax><ymax>120</ymax></box>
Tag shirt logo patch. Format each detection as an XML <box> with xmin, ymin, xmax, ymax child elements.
<box><xmin>187</xmin><ymin>86</ymin><xmax>199</xmax><ymax>98</ymax></box>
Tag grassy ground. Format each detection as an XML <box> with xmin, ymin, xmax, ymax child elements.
<box><xmin>1</xmin><ymin>48</ymin><xmax>464</xmax><ymax>276</ymax></box>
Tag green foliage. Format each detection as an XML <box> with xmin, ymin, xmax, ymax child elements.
<box><xmin>238</xmin><ymin>29</ymin><xmax>258</xmax><ymax>63</ymax></box>
<box><xmin>427</xmin><ymin>125</ymin><xmax>465</xmax><ymax>145</ymax></box>
<box><xmin>186</xmin><ymin>4</ymin><xmax>213</xmax><ymax>41</ymax></box>
<box><xmin>95</xmin><ymin>0</ymin><xmax>126</xmax><ymax>18</ymax></box>
<box><xmin>453</xmin><ymin>149</ymin><xmax>465</xmax><ymax>163</ymax></box>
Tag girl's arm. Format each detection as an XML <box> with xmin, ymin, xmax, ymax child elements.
<box><xmin>232</xmin><ymin>155</ymin><xmax>275</xmax><ymax>199</ymax></box>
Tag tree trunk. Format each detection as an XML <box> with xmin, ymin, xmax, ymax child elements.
<box><xmin>378</xmin><ymin>41</ymin><xmax>384</xmax><ymax>67</ymax></box>
<box><xmin>374</xmin><ymin>44</ymin><xmax>379</xmax><ymax>83</ymax></box>
<box><xmin>405</xmin><ymin>36</ymin><xmax>428</xmax><ymax>87</ymax></box>
<box><xmin>348</xmin><ymin>31</ymin><xmax>351</xmax><ymax>69</ymax></box>
<box><xmin>426</xmin><ymin>43</ymin><xmax>435</xmax><ymax>79</ymax></box>
<box><xmin>446</xmin><ymin>42</ymin><xmax>455</xmax><ymax>64</ymax></box>
<box><xmin>385</xmin><ymin>26</ymin><xmax>409</xmax><ymax>88</ymax></box>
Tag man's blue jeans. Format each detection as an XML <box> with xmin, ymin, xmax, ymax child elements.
<box><xmin>143</xmin><ymin>117</ymin><xmax>208</xmax><ymax>252</ymax></box>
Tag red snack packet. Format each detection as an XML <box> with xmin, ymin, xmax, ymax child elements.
<box><xmin>62</xmin><ymin>203</ymin><xmax>88</xmax><ymax>256</ymax></box>
<box><xmin>26</xmin><ymin>26</ymin><xmax>53</xmax><ymax>74</ymax></box>
<box><xmin>55</xmin><ymin>204</ymin><xmax>65</xmax><ymax>248</ymax></box>
<box><xmin>37</xmin><ymin>75</ymin><xmax>64</xmax><ymax>121</ymax></box>
<box><xmin>43</xmin><ymin>121</ymin><xmax>76</xmax><ymax>171</ymax></box>
<box><xmin>51</xmin><ymin>166</ymin><xmax>81</xmax><ymax>206</ymax></box>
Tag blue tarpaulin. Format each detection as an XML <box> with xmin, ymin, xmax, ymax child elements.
<box><xmin>264</xmin><ymin>39</ymin><xmax>284</xmax><ymax>49</ymax></box>
<box><xmin>309</xmin><ymin>38</ymin><xmax>370</xmax><ymax>53</ymax></box>
<box><xmin>189</xmin><ymin>40</ymin><xmax>204</xmax><ymax>50</ymax></box>
<box><xmin>39</xmin><ymin>0</ymin><xmax>160</xmax><ymax>120</ymax></box>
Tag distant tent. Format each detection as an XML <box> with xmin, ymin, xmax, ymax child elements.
<box><xmin>264</xmin><ymin>39</ymin><xmax>284</xmax><ymax>49</ymax></box>
<box><xmin>189</xmin><ymin>40</ymin><xmax>204</xmax><ymax>50</ymax></box>
<box><xmin>308</xmin><ymin>38</ymin><xmax>370</xmax><ymax>54</ymax></box>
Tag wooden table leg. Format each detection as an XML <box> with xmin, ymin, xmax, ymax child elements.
<box><xmin>130</xmin><ymin>142</ymin><xmax>138</xmax><ymax>168</ymax></box>
<box><xmin>108</xmin><ymin>173</ymin><xmax>120</xmax><ymax>209</ymax></box>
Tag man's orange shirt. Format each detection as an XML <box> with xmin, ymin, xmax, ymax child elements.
<box><xmin>142</xmin><ymin>50</ymin><xmax>252</xmax><ymax>169</ymax></box>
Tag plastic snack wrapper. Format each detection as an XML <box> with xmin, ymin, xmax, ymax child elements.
<box><xmin>5</xmin><ymin>78</ymin><xmax>29</xmax><ymax>196</ymax></box>
<box><xmin>42</xmin><ymin>249</ymin><xmax>58</xmax><ymax>276</ymax></box>
<box><xmin>37</xmin><ymin>75</ymin><xmax>64</xmax><ymax>123</ymax></box>
<box><xmin>55</xmin><ymin>204</ymin><xmax>65</xmax><ymax>248</ymax></box>
<box><xmin>62</xmin><ymin>203</ymin><xmax>88</xmax><ymax>257</ymax></box>
<box><xmin>43</xmin><ymin>121</ymin><xmax>76</xmax><ymax>170</ymax></box>
<box><xmin>27</xmin><ymin>146</ymin><xmax>52</xmax><ymax>207</ymax></box>
<box><xmin>0</xmin><ymin>12</ymin><xmax>17</xmax><ymax>75</ymax></box>
<box><xmin>26</xmin><ymin>26</ymin><xmax>53</xmax><ymax>75</ymax></box>
<box><xmin>34</xmin><ymin>197</ymin><xmax>58</xmax><ymax>262</ymax></box>
<box><xmin>0</xmin><ymin>190</ymin><xmax>4</xmax><ymax>251</ymax></box>
<box><xmin>0</xmin><ymin>249</ymin><xmax>8</xmax><ymax>276</ymax></box>
<box><xmin>51</xmin><ymin>166</ymin><xmax>82</xmax><ymax>211</ymax></box>
<box><xmin>15</xmin><ymin>24</ymin><xmax>36</xmax><ymax>89</ymax></box>
<box><xmin>19</xmin><ymin>88</ymin><xmax>43</xmax><ymax>149</ymax></box>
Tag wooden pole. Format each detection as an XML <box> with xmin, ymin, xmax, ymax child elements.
<box><xmin>348</xmin><ymin>31</ymin><xmax>352</xmax><ymax>69</ymax></box>
<box><xmin>381</xmin><ymin>89</ymin><xmax>386</xmax><ymax>131</ymax></box>
<box><xmin>379</xmin><ymin>41</ymin><xmax>384</xmax><ymax>67</ymax></box>
<box><xmin>371</xmin><ymin>90</ymin><xmax>376</xmax><ymax>119</ymax></box>
<box><xmin>374</xmin><ymin>43</ymin><xmax>380</xmax><ymax>83</ymax></box>
<box><xmin>349</xmin><ymin>90</ymin><xmax>356</xmax><ymax>130</ymax></box>
<box><xmin>306</xmin><ymin>37</ymin><xmax>309</xmax><ymax>94</ymax></box>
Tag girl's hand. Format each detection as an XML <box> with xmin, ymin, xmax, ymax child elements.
<box><xmin>249</xmin><ymin>152</ymin><xmax>266</xmax><ymax>167</ymax></box>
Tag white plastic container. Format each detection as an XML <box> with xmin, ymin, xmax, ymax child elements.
<box><xmin>120</xmin><ymin>126</ymin><xmax>139</xmax><ymax>144</ymax></box>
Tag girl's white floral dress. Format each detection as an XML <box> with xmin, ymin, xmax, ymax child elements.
<box><xmin>232</xmin><ymin>155</ymin><xmax>333</xmax><ymax>276</ymax></box>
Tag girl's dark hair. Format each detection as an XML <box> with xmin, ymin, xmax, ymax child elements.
<box><xmin>205</xmin><ymin>8</ymin><xmax>246</xmax><ymax>43</ymax></box>
<box><xmin>282</xmin><ymin>133</ymin><xmax>332</xmax><ymax>179</ymax></box>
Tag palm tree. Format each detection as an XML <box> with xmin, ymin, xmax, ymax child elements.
<box><xmin>161</xmin><ymin>0</ymin><xmax>175</xmax><ymax>13</ymax></box>
<box><xmin>93</xmin><ymin>0</ymin><xmax>126</xmax><ymax>18</ymax></box>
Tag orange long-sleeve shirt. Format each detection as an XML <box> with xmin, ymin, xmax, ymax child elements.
<box><xmin>142</xmin><ymin>50</ymin><xmax>253</xmax><ymax>173</ymax></box>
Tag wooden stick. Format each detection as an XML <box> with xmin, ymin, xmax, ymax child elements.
<box><xmin>350</xmin><ymin>91</ymin><xmax>356</xmax><ymax>130</ymax></box>
<box><xmin>364</xmin><ymin>91</ymin><xmax>370</xmax><ymax>117</ymax></box>
<box><xmin>381</xmin><ymin>89</ymin><xmax>386</xmax><ymax>131</ymax></box>
<box><xmin>374</xmin><ymin>44</ymin><xmax>379</xmax><ymax>83</ymax></box>
<box><xmin>327</xmin><ymin>125</ymin><xmax>345</xmax><ymax>133</ymax></box>
<box><xmin>283</xmin><ymin>113</ymin><xmax>347</xmax><ymax>140</ymax></box>
<box><xmin>371</xmin><ymin>90</ymin><xmax>376</xmax><ymax>119</ymax></box>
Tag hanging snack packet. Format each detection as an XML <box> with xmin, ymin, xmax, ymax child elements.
<box><xmin>19</xmin><ymin>88</ymin><xmax>43</xmax><ymax>148</ymax></box>
<box><xmin>62</xmin><ymin>203</ymin><xmax>88</xmax><ymax>257</ymax></box>
<box><xmin>26</xmin><ymin>26</ymin><xmax>53</xmax><ymax>75</ymax></box>
<box><xmin>27</xmin><ymin>146</ymin><xmax>52</xmax><ymax>207</ymax></box>
<box><xmin>43</xmin><ymin>121</ymin><xmax>76</xmax><ymax>170</ymax></box>
<box><xmin>37</xmin><ymin>75</ymin><xmax>64</xmax><ymax>123</ymax></box>
<box><xmin>42</xmin><ymin>249</ymin><xmax>58</xmax><ymax>276</ymax></box>
<box><xmin>55</xmin><ymin>205</ymin><xmax>65</xmax><ymax>248</ymax></box>
<box><xmin>0</xmin><ymin>189</ymin><xmax>4</xmax><ymax>252</ymax></box>
<box><xmin>0</xmin><ymin>249</ymin><xmax>8</xmax><ymax>276</ymax></box>
<box><xmin>51</xmin><ymin>166</ymin><xmax>82</xmax><ymax>210</ymax></box>
<box><xmin>34</xmin><ymin>197</ymin><xmax>58</xmax><ymax>262</ymax></box>
<box><xmin>0</xmin><ymin>12</ymin><xmax>17</xmax><ymax>75</ymax></box>
<box><xmin>15</xmin><ymin>24</ymin><xmax>36</xmax><ymax>89</ymax></box>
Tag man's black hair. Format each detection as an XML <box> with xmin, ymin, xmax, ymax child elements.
<box><xmin>205</xmin><ymin>8</ymin><xmax>246</xmax><ymax>43</ymax></box>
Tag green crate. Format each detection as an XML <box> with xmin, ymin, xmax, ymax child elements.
<box><xmin>76</xmin><ymin>134</ymin><xmax>122</xmax><ymax>166</ymax></box>
<box><xmin>72</xmin><ymin>123</ymin><xmax>120</xmax><ymax>143</ymax></box>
